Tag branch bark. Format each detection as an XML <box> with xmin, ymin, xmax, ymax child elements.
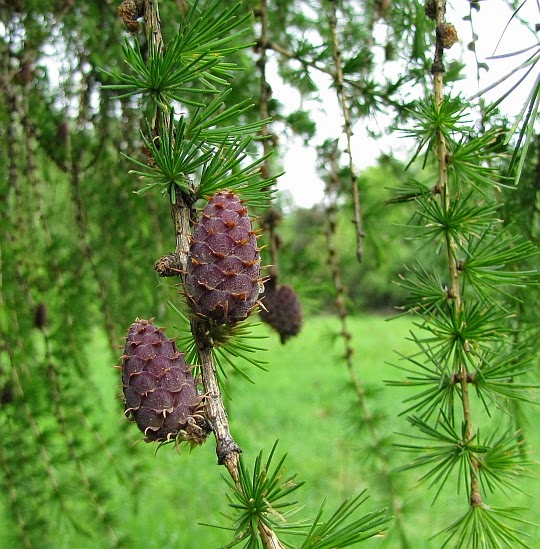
<box><xmin>255</xmin><ymin>0</ymin><xmax>281</xmax><ymax>284</ymax></box>
<box><xmin>327</xmin><ymin>0</ymin><xmax>365</xmax><ymax>262</ymax></box>
<box><xmin>324</xmin><ymin>145</ymin><xmax>408</xmax><ymax>544</ymax></box>
<box><xmin>431</xmin><ymin>0</ymin><xmax>482</xmax><ymax>509</ymax></box>
<box><xmin>141</xmin><ymin>0</ymin><xmax>241</xmax><ymax>469</ymax></box>
<box><xmin>258</xmin><ymin>39</ymin><xmax>334</xmax><ymax>77</ymax></box>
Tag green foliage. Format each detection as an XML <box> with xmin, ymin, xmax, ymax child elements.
<box><xmin>172</xmin><ymin>304</ymin><xmax>269</xmax><ymax>386</ymax></box>
<box><xmin>475</xmin><ymin>38</ymin><xmax>540</xmax><ymax>182</ymax></box>
<box><xmin>388</xmin><ymin>3</ymin><xmax>540</xmax><ymax>545</ymax></box>
<box><xmin>217</xmin><ymin>442</ymin><xmax>388</xmax><ymax>549</ymax></box>
<box><xmin>104</xmin><ymin>0</ymin><xmax>252</xmax><ymax>109</ymax></box>
<box><xmin>276</xmin><ymin>161</ymin><xmax>421</xmax><ymax>312</ymax></box>
<box><xmin>104</xmin><ymin>2</ymin><xmax>392</xmax><ymax>547</ymax></box>
<box><xmin>396</xmin><ymin>415</ymin><xmax>488</xmax><ymax>502</ymax></box>
<box><xmin>220</xmin><ymin>442</ymin><xmax>305</xmax><ymax>547</ymax></box>
<box><xmin>299</xmin><ymin>494</ymin><xmax>389</xmax><ymax>549</ymax></box>
<box><xmin>106</xmin><ymin>3</ymin><xmax>276</xmax><ymax>207</ymax></box>
<box><xmin>439</xmin><ymin>505</ymin><xmax>534</xmax><ymax>549</ymax></box>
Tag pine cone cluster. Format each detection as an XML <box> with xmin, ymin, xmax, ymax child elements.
<box><xmin>186</xmin><ymin>191</ymin><xmax>261</xmax><ymax>324</ymax></box>
<box><xmin>121</xmin><ymin>319</ymin><xmax>208</xmax><ymax>445</ymax></box>
<box><xmin>260</xmin><ymin>280</ymin><xmax>302</xmax><ymax>344</ymax></box>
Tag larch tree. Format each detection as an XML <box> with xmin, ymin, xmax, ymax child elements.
<box><xmin>0</xmin><ymin>0</ymin><xmax>538</xmax><ymax>548</ymax></box>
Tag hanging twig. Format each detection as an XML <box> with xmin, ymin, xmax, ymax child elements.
<box><xmin>325</xmin><ymin>147</ymin><xmax>362</xmax><ymax>399</ymax></box>
<box><xmin>255</xmin><ymin>0</ymin><xmax>280</xmax><ymax>280</ymax></box>
<box><xmin>324</xmin><ymin>145</ymin><xmax>408</xmax><ymax>545</ymax></box>
<box><xmin>67</xmin><ymin>56</ymin><xmax>119</xmax><ymax>353</ymax></box>
<box><xmin>3</xmin><ymin>36</ymin><xmax>133</xmax><ymax>495</ymax></box>
<box><xmin>431</xmin><ymin>0</ymin><xmax>481</xmax><ymax>508</ymax></box>
<box><xmin>45</xmin><ymin>333</ymin><xmax>120</xmax><ymax>546</ymax></box>
<box><xmin>141</xmin><ymin>0</ymin><xmax>239</xmax><ymax>468</ymax></box>
<box><xmin>0</xmin><ymin>446</ymin><xmax>31</xmax><ymax>549</ymax></box>
<box><xmin>258</xmin><ymin>39</ymin><xmax>334</xmax><ymax>77</ymax></box>
<box><xmin>9</xmin><ymin>354</ymin><xmax>75</xmax><ymax>526</ymax></box>
<box><xmin>327</xmin><ymin>0</ymin><xmax>365</xmax><ymax>262</ymax></box>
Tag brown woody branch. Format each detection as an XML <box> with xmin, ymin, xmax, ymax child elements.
<box><xmin>256</xmin><ymin>38</ymin><xmax>334</xmax><ymax>77</ymax></box>
<box><xmin>324</xmin><ymin>145</ymin><xmax>407</xmax><ymax>542</ymax></box>
<box><xmin>141</xmin><ymin>0</ymin><xmax>241</xmax><ymax>468</ymax></box>
<box><xmin>327</xmin><ymin>0</ymin><xmax>365</xmax><ymax>262</ymax></box>
<box><xmin>431</xmin><ymin>0</ymin><xmax>481</xmax><ymax>509</ymax></box>
<box><xmin>255</xmin><ymin>0</ymin><xmax>281</xmax><ymax>285</ymax></box>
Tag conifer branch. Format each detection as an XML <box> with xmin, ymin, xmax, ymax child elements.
<box><xmin>431</xmin><ymin>0</ymin><xmax>482</xmax><ymax>510</ymax></box>
<box><xmin>44</xmin><ymin>334</ymin><xmax>121</xmax><ymax>546</ymax></box>
<box><xmin>6</xmin><ymin>54</ymin><xmax>132</xmax><ymax>492</ymax></box>
<box><xmin>256</xmin><ymin>39</ymin><xmax>334</xmax><ymax>77</ymax></box>
<box><xmin>325</xmin><ymin>147</ymin><xmax>362</xmax><ymax>397</ymax></box>
<box><xmin>0</xmin><ymin>446</ymin><xmax>31</xmax><ymax>549</ymax></box>
<box><xmin>324</xmin><ymin>144</ymin><xmax>408</xmax><ymax>545</ymax></box>
<box><xmin>256</xmin><ymin>38</ymin><xmax>378</xmax><ymax>94</ymax></box>
<box><xmin>191</xmin><ymin>318</ymin><xmax>242</xmax><ymax>474</ymax></box>
<box><xmin>138</xmin><ymin>3</ymin><xmax>284</xmax><ymax>546</ymax></box>
<box><xmin>9</xmin><ymin>357</ymin><xmax>74</xmax><ymax>525</ymax></box>
<box><xmin>0</xmin><ymin>46</ymin><xmax>25</xmax><ymax>236</ymax></box>
<box><xmin>255</xmin><ymin>0</ymin><xmax>280</xmax><ymax>282</ymax></box>
<box><xmin>69</xmin><ymin>120</ymin><xmax>119</xmax><ymax>353</ymax></box>
<box><xmin>4</xmin><ymin>36</ymin><xmax>137</xmax><ymax>512</ymax></box>
<box><xmin>258</xmin><ymin>522</ymin><xmax>285</xmax><ymax>549</ymax></box>
<box><xmin>256</xmin><ymin>0</ymin><xmax>272</xmax><ymax>174</ymax></box>
<box><xmin>141</xmin><ymin>0</ymin><xmax>240</xmax><ymax>463</ymax></box>
<box><xmin>327</xmin><ymin>0</ymin><xmax>365</xmax><ymax>262</ymax></box>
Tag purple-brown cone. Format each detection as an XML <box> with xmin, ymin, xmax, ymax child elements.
<box><xmin>260</xmin><ymin>283</ymin><xmax>302</xmax><ymax>344</ymax></box>
<box><xmin>121</xmin><ymin>319</ymin><xmax>208</xmax><ymax>444</ymax></box>
<box><xmin>186</xmin><ymin>191</ymin><xmax>261</xmax><ymax>324</ymax></box>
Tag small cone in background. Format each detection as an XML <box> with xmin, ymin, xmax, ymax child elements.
<box><xmin>186</xmin><ymin>191</ymin><xmax>261</xmax><ymax>324</ymax></box>
<box><xmin>260</xmin><ymin>282</ymin><xmax>302</xmax><ymax>344</ymax></box>
<box><xmin>121</xmin><ymin>319</ymin><xmax>208</xmax><ymax>445</ymax></box>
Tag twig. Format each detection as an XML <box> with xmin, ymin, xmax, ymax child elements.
<box><xmin>9</xmin><ymin>357</ymin><xmax>75</xmax><ymax>525</ymax></box>
<box><xmin>258</xmin><ymin>38</ymin><xmax>382</xmax><ymax>93</ymax></box>
<box><xmin>255</xmin><ymin>1</ymin><xmax>281</xmax><ymax>281</ymax></box>
<box><xmin>256</xmin><ymin>0</ymin><xmax>272</xmax><ymax>171</ymax></box>
<box><xmin>0</xmin><ymin>446</ymin><xmax>31</xmax><ymax>549</ymax></box>
<box><xmin>324</xmin><ymin>145</ymin><xmax>408</xmax><ymax>544</ymax></box>
<box><xmin>259</xmin><ymin>39</ymin><xmax>334</xmax><ymax>77</ymax></box>
<box><xmin>191</xmin><ymin>318</ymin><xmax>241</xmax><ymax>476</ymax></box>
<box><xmin>431</xmin><ymin>0</ymin><xmax>482</xmax><ymax>508</ymax></box>
<box><xmin>45</xmin><ymin>333</ymin><xmax>120</xmax><ymax>546</ymax></box>
<box><xmin>327</xmin><ymin>0</ymin><xmax>365</xmax><ymax>262</ymax></box>
<box><xmin>67</xmin><ymin>56</ymin><xmax>119</xmax><ymax>353</ymax></box>
<box><xmin>325</xmin><ymin>148</ymin><xmax>362</xmax><ymax>398</ymax></box>
<box><xmin>141</xmin><ymin>0</ymin><xmax>241</xmax><ymax>465</ymax></box>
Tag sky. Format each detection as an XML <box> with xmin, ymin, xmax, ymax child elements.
<box><xmin>274</xmin><ymin>0</ymin><xmax>540</xmax><ymax>208</ymax></box>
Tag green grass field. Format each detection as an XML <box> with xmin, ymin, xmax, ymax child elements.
<box><xmin>2</xmin><ymin>314</ymin><xmax>539</xmax><ymax>548</ymax></box>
